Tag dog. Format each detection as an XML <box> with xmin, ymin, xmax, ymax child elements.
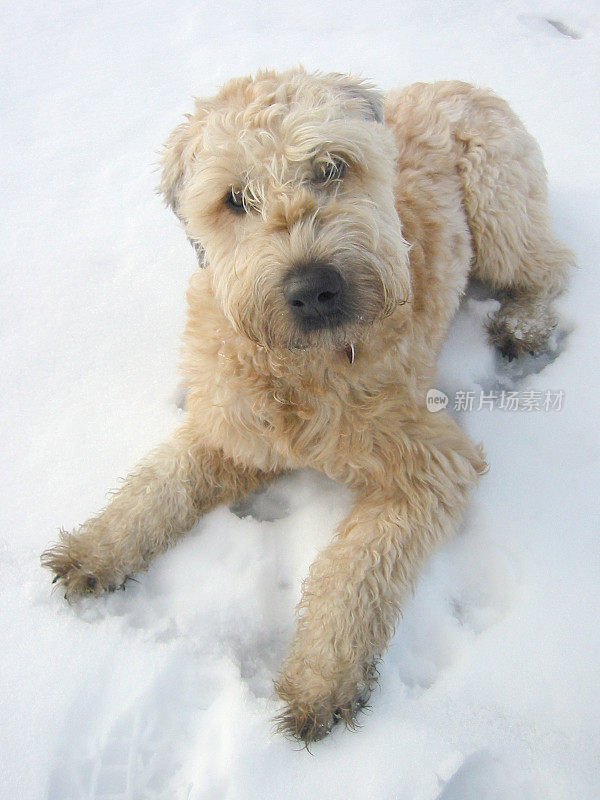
<box><xmin>42</xmin><ymin>68</ymin><xmax>572</xmax><ymax>742</ymax></box>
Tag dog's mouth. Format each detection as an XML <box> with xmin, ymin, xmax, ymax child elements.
<box><xmin>273</xmin><ymin>337</ymin><xmax>356</xmax><ymax>365</ymax></box>
<box><xmin>274</xmin><ymin>316</ymin><xmax>369</xmax><ymax>357</ymax></box>
<box><xmin>270</xmin><ymin>300</ymin><xmax>389</xmax><ymax>355</ymax></box>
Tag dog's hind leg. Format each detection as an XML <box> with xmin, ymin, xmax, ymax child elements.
<box><xmin>274</xmin><ymin>410</ymin><xmax>487</xmax><ymax>743</ymax></box>
<box><xmin>454</xmin><ymin>88</ymin><xmax>574</xmax><ymax>358</ymax></box>
<box><xmin>42</xmin><ymin>422</ymin><xmax>275</xmax><ymax>598</ymax></box>
<box><xmin>473</xmin><ymin>212</ymin><xmax>573</xmax><ymax>360</ymax></box>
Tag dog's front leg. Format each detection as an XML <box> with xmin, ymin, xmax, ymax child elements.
<box><xmin>42</xmin><ymin>422</ymin><xmax>274</xmax><ymax>598</ymax></box>
<box><xmin>275</xmin><ymin>413</ymin><xmax>486</xmax><ymax>742</ymax></box>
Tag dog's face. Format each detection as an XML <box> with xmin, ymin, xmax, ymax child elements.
<box><xmin>160</xmin><ymin>69</ymin><xmax>411</xmax><ymax>350</ymax></box>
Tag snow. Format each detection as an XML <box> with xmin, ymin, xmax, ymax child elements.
<box><xmin>1</xmin><ymin>1</ymin><xmax>599</xmax><ymax>798</ymax></box>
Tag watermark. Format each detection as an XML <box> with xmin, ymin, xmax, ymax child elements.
<box><xmin>426</xmin><ymin>388</ymin><xmax>564</xmax><ymax>413</ymax></box>
<box><xmin>425</xmin><ymin>388</ymin><xmax>449</xmax><ymax>412</ymax></box>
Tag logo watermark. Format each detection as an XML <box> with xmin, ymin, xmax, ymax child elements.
<box><xmin>426</xmin><ymin>388</ymin><xmax>449</xmax><ymax>412</ymax></box>
<box><xmin>426</xmin><ymin>389</ymin><xmax>564</xmax><ymax>413</ymax></box>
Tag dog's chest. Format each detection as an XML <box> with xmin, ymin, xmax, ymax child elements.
<box><xmin>190</xmin><ymin>347</ymin><xmax>382</xmax><ymax>474</ymax></box>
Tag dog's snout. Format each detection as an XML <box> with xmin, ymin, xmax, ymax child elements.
<box><xmin>283</xmin><ymin>263</ymin><xmax>344</xmax><ymax>326</ymax></box>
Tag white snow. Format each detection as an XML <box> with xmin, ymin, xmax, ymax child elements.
<box><xmin>1</xmin><ymin>1</ymin><xmax>599</xmax><ymax>798</ymax></box>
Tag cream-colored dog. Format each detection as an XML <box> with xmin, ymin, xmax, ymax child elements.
<box><xmin>42</xmin><ymin>68</ymin><xmax>572</xmax><ymax>742</ymax></box>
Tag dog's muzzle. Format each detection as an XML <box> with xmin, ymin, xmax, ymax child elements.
<box><xmin>283</xmin><ymin>262</ymin><xmax>346</xmax><ymax>330</ymax></box>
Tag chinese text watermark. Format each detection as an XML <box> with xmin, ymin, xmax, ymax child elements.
<box><xmin>426</xmin><ymin>388</ymin><xmax>565</xmax><ymax>413</ymax></box>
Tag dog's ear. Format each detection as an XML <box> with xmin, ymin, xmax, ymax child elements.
<box><xmin>341</xmin><ymin>80</ymin><xmax>385</xmax><ymax>123</ymax></box>
<box><xmin>158</xmin><ymin>104</ymin><xmax>211</xmax><ymax>219</ymax></box>
<box><xmin>159</xmin><ymin>105</ymin><xmax>211</xmax><ymax>266</ymax></box>
<box><xmin>159</xmin><ymin>115</ymin><xmax>194</xmax><ymax>218</ymax></box>
<box><xmin>324</xmin><ymin>73</ymin><xmax>385</xmax><ymax>124</ymax></box>
<box><xmin>158</xmin><ymin>118</ymin><xmax>190</xmax><ymax>218</ymax></box>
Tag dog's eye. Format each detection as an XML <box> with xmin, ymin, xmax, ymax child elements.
<box><xmin>315</xmin><ymin>158</ymin><xmax>346</xmax><ymax>185</ymax></box>
<box><xmin>225</xmin><ymin>188</ymin><xmax>245</xmax><ymax>212</ymax></box>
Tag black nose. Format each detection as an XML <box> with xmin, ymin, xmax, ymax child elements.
<box><xmin>283</xmin><ymin>263</ymin><xmax>344</xmax><ymax>327</ymax></box>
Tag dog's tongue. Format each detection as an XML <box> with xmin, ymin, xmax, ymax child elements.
<box><xmin>344</xmin><ymin>342</ymin><xmax>355</xmax><ymax>364</ymax></box>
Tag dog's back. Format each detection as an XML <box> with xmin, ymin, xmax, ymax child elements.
<box><xmin>386</xmin><ymin>80</ymin><xmax>573</xmax><ymax>358</ymax></box>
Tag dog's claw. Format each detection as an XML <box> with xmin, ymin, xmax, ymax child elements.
<box><xmin>500</xmin><ymin>346</ymin><xmax>516</xmax><ymax>362</ymax></box>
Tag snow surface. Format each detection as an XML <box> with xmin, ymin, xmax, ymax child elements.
<box><xmin>1</xmin><ymin>1</ymin><xmax>599</xmax><ymax>798</ymax></box>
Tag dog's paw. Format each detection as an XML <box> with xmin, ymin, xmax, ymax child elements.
<box><xmin>274</xmin><ymin>688</ymin><xmax>371</xmax><ymax>744</ymax></box>
<box><xmin>273</xmin><ymin>660</ymin><xmax>377</xmax><ymax>744</ymax></box>
<box><xmin>493</xmin><ymin>334</ymin><xmax>535</xmax><ymax>362</ymax></box>
<box><xmin>41</xmin><ymin>531</ymin><xmax>126</xmax><ymax>599</ymax></box>
<box><xmin>487</xmin><ymin>303</ymin><xmax>557</xmax><ymax>361</ymax></box>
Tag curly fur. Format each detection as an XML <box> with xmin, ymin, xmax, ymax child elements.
<box><xmin>42</xmin><ymin>68</ymin><xmax>572</xmax><ymax>742</ymax></box>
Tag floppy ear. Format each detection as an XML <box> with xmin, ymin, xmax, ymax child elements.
<box><xmin>158</xmin><ymin>115</ymin><xmax>194</xmax><ymax>218</ymax></box>
<box><xmin>158</xmin><ymin>101</ymin><xmax>213</xmax><ymax>215</ymax></box>
<box><xmin>341</xmin><ymin>79</ymin><xmax>385</xmax><ymax>123</ymax></box>
<box><xmin>324</xmin><ymin>73</ymin><xmax>385</xmax><ymax>123</ymax></box>
<box><xmin>158</xmin><ymin>105</ymin><xmax>210</xmax><ymax>265</ymax></box>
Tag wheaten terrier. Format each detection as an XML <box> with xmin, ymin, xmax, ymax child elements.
<box><xmin>42</xmin><ymin>68</ymin><xmax>572</xmax><ymax>742</ymax></box>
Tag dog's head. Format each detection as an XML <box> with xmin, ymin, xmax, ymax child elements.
<box><xmin>159</xmin><ymin>68</ymin><xmax>411</xmax><ymax>350</ymax></box>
